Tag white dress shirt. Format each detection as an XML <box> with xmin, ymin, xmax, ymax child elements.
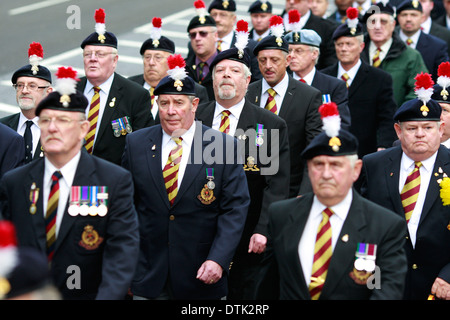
<box><xmin>337</xmin><ymin>59</ymin><xmax>361</xmax><ymax>87</ymax></box>
<box><xmin>298</xmin><ymin>191</ymin><xmax>352</xmax><ymax>286</ymax></box>
<box><xmin>292</xmin><ymin>68</ymin><xmax>316</xmax><ymax>85</ymax></box>
<box><xmin>17</xmin><ymin>113</ymin><xmax>40</xmax><ymax>157</ymax></box>
<box><xmin>398</xmin><ymin>152</ymin><xmax>437</xmax><ymax>247</ymax></box>
<box><xmin>143</xmin><ymin>81</ymin><xmax>158</xmax><ymax>121</ymax></box>
<box><xmin>369</xmin><ymin>38</ymin><xmax>393</xmax><ymax>66</ymax></box>
<box><xmin>260</xmin><ymin>72</ymin><xmax>290</xmax><ymax>114</ymax></box>
<box><xmin>43</xmin><ymin>151</ymin><xmax>81</xmax><ymax>237</ymax></box>
<box><xmin>211</xmin><ymin>98</ymin><xmax>245</xmax><ymax>136</ymax></box>
<box><xmin>217</xmin><ymin>30</ymin><xmax>234</xmax><ymax>52</ymax></box>
<box><xmin>399</xmin><ymin>30</ymin><xmax>421</xmax><ymax>49</ymax></box>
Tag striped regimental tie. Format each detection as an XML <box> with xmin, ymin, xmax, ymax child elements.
<box><xmin>150</xmin><ymin>87</ymin><xmax>155</xmax><ymax>109</ymax></box>
<box><xmin>372</xmin><ymin>47</ymin><xmax>382</xmax><ymax>68</ymax></box>
<box><xmin>163</xmin><ymin>137</ymin><xmax>183</xmax><ymax>206</ymax></box>
<box><xmin>219</xmin><ymin>110</ymin><xmax>231</xmax><ymax>134</ymax></box>
<box><xmin>406</xmin><ymin>38</ymin><xmax>413</xmax><ymax>46</ymax></box>
<box><xmin>309</xmin><ymin>207</ymin><xmax>334</xmax><ymax>300</ymax></box>
<box><xmin>45</xmin><ymin>171</ymin><xmax>63</xmax><ymax>261</ymax></box>
<box><xmin>85</xmin><ymin>86</ymin><xmax>101</xmax><ymax>154</ymax></box>
<box><xmin>217</xmin><ymin>40</ymin><xmax>223</xmax><ymax>52</ymax></box>
<box><xmin>265</xmin><ymin>88</ymin><xmax>278</xmax><ymax>115</ymax></box>
<box><xmin>341</xmin><ymin>73</ymin><xmax>350</xmax><ymax>88</ymax></box>
<box><xmin>400</xmin><ymin>161</ymin><xmax>422</xmax><ymax>223</ymax></box>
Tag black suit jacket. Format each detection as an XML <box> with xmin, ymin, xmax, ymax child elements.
<box><xmin>258</xmin><ymin>190</ymin><xmax>407</xmax><ymax>300</ymax></box>
<box><xmin>0</xmin><ymin>122</ymin><xmax>24</xmax><ymax>179</ymax></box>
<box><xmin>0</xmin><ymin>151</ymin><xmax>139</xmax><ymax>299</ymax></box>
<box><xmin>0</xmin><ymin>113</ymin><xmax>43</xmax><ymax>161</ymax></box>
<box><xmin>360</xmin><ymin>145</ymin><xmax>450</xmax><ymax>299</ymax></box>
<box><xmin>76</xmin><ymin>73</ymin><xmax>154</xmax><ymax>165</ymax></box>
<box><xmin>185</xmin><ymin>54</ymin><xmax>216</xmax><ymax>101</ymax></box>
<box><xmin>430</xmin><ymin>20</ymin><xmax>450</xmax><ymax>58</ymax></box>
<box><xmin>321</xmin><ymin>61</ymin><xmax>397</xmax><ymax>159</ymax></box>
<box><xmin>246</xmin><ymin>75</ymin><xmax>322</xmax><ymax>197</ymax></box>
<box><xmin>415</xmin><ymin>31</ymin><xmax>449</xmax><ymax>81</ymax></box>
<box><xmin>127</xmin><ymin>73</ymin><xmax>210</xmax><ymax>124</ymax></box>
<box><xmin>195</xmin><ymin>99</ymin><xmax>290</xmax><ymax>255</ymax></box>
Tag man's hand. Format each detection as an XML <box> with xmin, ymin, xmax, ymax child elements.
<box><xmin>196</xmin><ymin>260</ymin><xmax>223</xmax><ymax>285</ymax></box>
<box><xmin>248</xmin><ymin>233</ymin><xmax>267</xmax><ymax>254</ymax></box>
<box><xmin>431</xmin><ymin>277</ymin><xmax>450</xmax><ymax>300</ymax></box>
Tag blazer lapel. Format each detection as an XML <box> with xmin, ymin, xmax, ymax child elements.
<box><xmin>278</xmin><ymin>76</ymin><xmax>296</xmax><ymax>118</ymax></box>
<box><xmin>26</xmin><ymin>160</ymin><xmax>46</xmax><ymax>252</ymax></box>
<box><xmin>386</xmin><ymin>147</ymin><xmax>404</xmax><ymax>215</ymax></box>
<box><xmin>348</xmin><ymin>62</ymin><xmax>369</xmax><ymax>98</ymax></box>
<box><xmin>248</xmin><ymin>81</ymin><xmax>263</xmax><ymax>106</ymax></box>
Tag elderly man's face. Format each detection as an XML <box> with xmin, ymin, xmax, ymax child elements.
<box><xmin>308</xmin><ymin>155</ymin><xmax>362</xmax><ymax>206</ymax></box>
<box><xmin>440</xmin><ymin>103</ymin><xmax>450</xmax><ymax>142</ymax></box>
<box><xmin>213</xmin><ymin>59</ymin><xmax>251</xmax><ymax>102</ymax></box>
<box><xmin>288</xmin><ymin>44</ymin><xmax>318</xmax><ymax>74</ymax></box>
<box><xmin>15</xmin><ymin>76</ymin><xmax>52</xmax><ymax>112</ymax></box>
<box><xmin>189</xmin><ymin>26</ymin><xmax>218</xmax><ymax>60</ymax></box>
<box><xmin>366</xmin><ymin>13</ymin><xmax>396</xmax><ymax>45</ymax></box>
<box><xmin>257</xmin><ymin>49</ymin><xmax>289</xmax><ymax>87</ymax></box>
<box><xmin>83</xmin><ymin>45</ymin><xmax>118</xmax><ymax>86</ymax></box>
<box><xmin>142</xmin><ymin>49</ymin><xmax>170</xmax><ymax>85</ymax></box>
<box><xmin>158</xmin><ymin>94</ymin><xmax>199</xmax><ymax>137</ymax></box>
<box><xmin>210</xmin><ymin>9</ymin><xmax>236</xmax><ymax>36</ymax></box>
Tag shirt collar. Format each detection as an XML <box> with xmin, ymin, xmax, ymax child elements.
<box><xmin>44</xmin><ymin>151</ymin><xmax>81</xmax><ymax>187</ymax></box>
<box><xmin>370</xmin><ymin>37</ymin><xmax>393</xmax><ymax>53</ymax></box>
<box><xmin>421</xmin><ymin>17</ymin><xmax>431</xmax><ymax>34</ymax></box>
<box><xmin>195</xmin><ymin>51</ymin><xmax>218</xmax><ymax>66</ymax></box>
<box><xmin>293</xmin><ymin>68</ymin><xmax>316</xmax><ymax>85</ymax></box>
<box><xmin>311</xmin><ymin>189</ymin><xmax>353</xmax><ymax>222</ymax></box>
<box><xmin>399</xmin><ymin>29</ymin><xmax>421</xmax><ymax>45</ymax></box>
<box><xmin>262</xmin><ymin>72</ymin><xmax>290</xmax><ymax>97</ymax></box>
<box><xmin>338</xmin><ymin>59</ymin><xmax>361</xmax><ymax>80</ymax></box>
<box><xmin>401</xmin><ymin>151</ymin><xmax>438</xmax><ymax>173</ymax></box>
<box><xmin>85</xmin><ymin>73</ymin><xmax>115</xmax><ymax>95</ymax></box>
<box><xmin>214</xmin><ymin>97</ymin><xmax>246</xmax><ymax>120</ymax></box>
<box><xmin>161</xmin><ymin>120</ymin><xmax>196</xmax><ymax>150</ymax></box>
<box><xmin>18</xmin><ymin>112</ymin><xmax>39</xmax><ymax>130</ymax></box>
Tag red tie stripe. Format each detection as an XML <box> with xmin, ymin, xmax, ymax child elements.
<box><xmin>163</xmin><ymin>137</ymin><xmax>183</xmax><ymax>206</ymax></box>
<box><xmin>400</xmin><ymin>162</ymin><xmax>422</xmax><ymax>223</ymax></box>
<box><xmin>85</xmin><ymin>86</ymin><xmax>101</xmax><ymax>154</ymax></box>
<box><xmin>341</xmin><ymin>73</ymin><xmax>350</xmax><ymax>88</ymax></box>
<box><xmin>372</xmin><ymin>47</ymin><xmax>382</xmax><ymax>68</ymax></box>
<box><xmin>309</xmin><ymin>207</ymin><xmax>334</xmax><ymax>300</ymax></box>
<box><xmin>219</xmin><ymin>110</ymin><xmax>231</xmax><ymax>134</ymax></box>
<box><xmin>46</xmin><ymin>171</ymin><xmax>62</xmax><ymax>261</ymax></box>
<box><xmin>265</xmin><ymin>88</ymin><xmax>278</xmax><ymax>115</ymax></box>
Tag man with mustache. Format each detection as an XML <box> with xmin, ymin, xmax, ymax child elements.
<box><xmin>1</xmin><ymin>42</ymin><xmax>52</xmax><ymax>164</ymax></box>
<box><xmin>0</xmin><ymin>67</ymin><xmax>139</xmax><ymax>299</ymax></box>
<box><xmin>196</xmin><ymin>47</ymin><xmax>290</xmax><ymax>299</ymax></box>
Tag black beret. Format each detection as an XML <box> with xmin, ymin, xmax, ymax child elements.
<box><xmin>210</xmin><ymin>47</ymin><xmax>251</xmax><ymax>70</ymax></box>
<box><xmin>394</xmin><ymin>98</ymin><xmax>442</xmax><ymax>121</ymax></box>
<box><xmin>302</xmin><ymin>129</ymin><xmax>359</xmax><ymax>159</ymax></box>
<box><xmin>397</xmin><ymin>0</ymin><xmax>423</xmax><ymax>14</ymax></box>
<box><xmin>36</xmin><ymin>90</ymin><xmax>89</xmax><ymax>116</ymax></box>
<box><xmin>332</xmin><ymin>22</ymin><xmax>364</xmax><ymax>40</ymax></box>
<box><xmin>432</xmin><ymin>84</ymin><xmax>450</xmax><ymax>104</ymax></box>
<box><xmin>187</xmin><ymin>15</ymin><xmax>217</xmax><ymax>32</ymax></box>
<box><xmin>253</xmin><ymin>35</ymin><xmax>289</xmax><ymax>55</ymax></box>
<box><xmin>208</xmin><ymin>0</ymin><xmax>236</xmax><ymax>12</ymax></box>
<box><xmin>11</xmin><ymin>64</ymin><xmax>52</xmax><ymax>84</ymax></box>
<box><xmin>154</xmin><ymin>75</ymin><xmax>196</xmax><ymax>96</ymax></box>
<box><xmin>81</xmin><ymin>31</ymin><xmax>118</xmax><ymax>49</ymax></box>
<box><xmin>140</xmin><ymin>36</ymin><xmax>175</xmax><ymax>55</ymax></box>
<box><xmin>363</xmin><ymin>1</ymin><xmax>396</xmax><ymax>23</ymax></box>
<box><xmin>248</xmin><ymin>0</ymin><xmax>272</xmax><ymax>13</ymax></box>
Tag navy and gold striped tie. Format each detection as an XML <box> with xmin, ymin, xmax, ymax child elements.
<box><xmin>46</xmin><ymin>171</ymin><xmax>62</xmax><ymax>261</ymax></box>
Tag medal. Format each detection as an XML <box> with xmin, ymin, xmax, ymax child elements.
<box><xmin>112</xmin><ymin>120</ymin><xmax>121</xmax><ymax>137</ymax></box>
<box><xmin>322</xmin><ymin>93</ymin><xmax>331</xmax><ymax>104</ymax></box>
<box><xmin>255</xmin><ymin>123</ymin><xmax>264</xmax><ymax>146</ymax></box>
<box><xmin>79</xmin><ymin>186</ymin><xmax>89</xmax><ymax>216</ymax></box>
<box><xmin>118</xmin><ymin>118</ymin><xmax>127</xmax><ymax>135</ymax></box>
<box><xmin>68</xmin><ymin>186</ymin><xmax>80</xmax><ymax>216</ymax></box>
<box><xmin>206</xmin><ymin>168</ymin><xmax>215</xmax><ymax>190</ymax></box>
<box><xmin>124</xmin><ymin>116</ymin><xmax>132</xmax><ymax>134</ymax></box>
<box><xmin>97</xmin><ymin>186</ymin><xmax>108</xmax><ymax>217</ymax></box>
<box><xmin>29</xmin><ymin>182</ymin><xmax>39</xmax><ymax>215</ymax></box>
<box><xmin>197</xmin><ymin>184</ymin><xmax>216</xmax><ymax>204</ymax></box>
<box><xmin>88</xmin><ymin>186</ymin><xmax>98</xmax><ymax>216</ymax></box>
<box><xmin>354</xmin><ymin>242</ymin><xmax>377</xmax><ymax>272</ymax></box>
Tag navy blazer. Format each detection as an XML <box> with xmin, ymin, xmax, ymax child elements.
<box><xmin>122</xmin><ymin>122</ymin><xmax>250</xmax><ymax>299</ymax></box>
<box><xmin>415</xmin><ymin>31</ymin><xmax>449</xmax><ymax>81</ymax></box>
<box><xmin>360</xmin><ymin>145</ymin><xmax>450</xmax><ymax>299</ymax></box>
<box><xmin>0</xmin><ymin>150</ymin><xmax>139</xmax><ymax>299</ymax></box>
<box><xmin>0</xmin><ymin>123</ymin><xmax>24</xmax><ymax>179</ymax></box>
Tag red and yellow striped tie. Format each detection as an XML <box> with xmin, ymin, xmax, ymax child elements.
<box><xmin>46</xmin><ymin>171</ymin><xmax>62</xmax><ymax>261</ymax></box>
<box><xmin>309</xmin><ymin>207</ymin><xmax>334</xmax><ymax>300</ymax></box>
<box><xmin>341</xmin><ymin>73</ymin><xmax>350</xmax><ymax>88</ymax></box>
<box><xmin>372</xmin><ymin>47</ymin><xmax>382</xmax><ymax>68</ymax></box>
<box><xmin>406</xmin><ymin>38</ymin><xmax>413</xmax><ymax>46</ymax></box>
<box><xmin>401</xmin><ymin>161</ymin><xmax>422</xmax><ymax>223</ymax></box>
<box><xmin>150</xmin><ymin>87</ymin><xmax>155</xmax><ymax>109</ymax></box>
<box><xmin>265</xmin><ymin>88</ymin><xmax>278</xmax><ymax>115</ymax></box>
<box><xmin>219</xmin><ymin>110</ymin><xmax>231</xmax><ymax>134</ymax></box>
<box><xmin>85</xmin><ymin>86</ymin><xmax>100</xmax><ymax>154</ymax></box>
<box><xmin>163</xmin><ymin>137</ymin><xmax>183</xmax><ymax>206</ymax></box>
<box><xmin>217</xmin><ymin>40</ymin><xmax>223</xmax><ymax>52</ymax></box>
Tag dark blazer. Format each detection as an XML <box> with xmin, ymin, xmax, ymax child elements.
<box><xmin>430</xmin><ymin>20</ymin><xmax>450</xmax><ymax>58</ymax></box>
<box><xmin>246</xmin><ymin>75</ymin><xmax>322</xmax><ymax>197</ymax></box>
<box><xmin>321</xmin><ymin>61</ymin><xmax>397</xmax><ymax>159</ymax></box>
<box><xmin>258</xmin><ymin>190</ymin><xmax>407</xmax><ymax>300</ymax></box>
<box><xmin>195</xmin><ymin>99</ymin><xmax>290</xmax><ymax>259</ymax></box>
<box><xmin>360</xmin><ymin>145</ymin><xmax>450</xmax><ymax>300</ymax></box>
<box><xmin>127</xmin><ymin>73</ymin><xmax>210</xmax><ymax>124</ymax></box>
<box><xmin>76</xmin><ymin>73</ymin><xmax>154</xmax><ymax>165</ymax></box>
<box><xmin>0</xmin><ymin>113</ymin><xmax>43</xmax><ymax>161</ymax></box>
<box><xmin>122</xmin><ymin>122</ymin><xmax>250</xmax><ymax>299</ymax></box>
<box><xmin>0</xmin><ymin>123</ymin><xmax>24</xmax><ymax>179</ymax></box>
<box><xmin>0</xmin><ymin>151</ymin><xmax>139</xmax><ymax>299</ymax></box>
<box><xmin>185</xmin><ymin>54</ymin><xmax>216</xmax><ymax>101</ymax></box>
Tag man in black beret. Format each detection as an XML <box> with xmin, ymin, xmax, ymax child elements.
<box><xmin>122</xmin><ymin>54</ymin><xmax>250</xmax><ymax>300</ymax></box>
<box><xmin>0</xmin><ymin>66</ymin><xmax>140</xmax><ymax>300</ymax></box>
<box><xmin>248</xmin><ymin>0</ymin><xmax>273</xmax><ymax>42</ymax></box>
<box><xmin>360</xmin><ymin>78</ymin><xmax>450</xmax><ymax>300</ymax></box>
<box><xmin>128</xmin><ymin>18</ymin><xmax>209</xmax><ymax>123</ymax></box>
<box><xmin>257</xmin><ymin>103</ymin><xmax>407</xmax><ymax>299</ymax></box>
<box><xmin>77</xmin><ymin>8</ymin><xmax>154</xmax><ymax>165</ymax></box>
<box><xmin>0</xmin><ymin>42</ymin><xmax>52</xmax><ymax>164</ymax></box>
<box><xmin>196</xmin><ymin>47</ymin><xmax>290</xmax><ymax>300</ymax></box>
<box><xmin>247</xmin><ymin>29</ymin><xmax>323</xmax><ymax>197</ymax></box>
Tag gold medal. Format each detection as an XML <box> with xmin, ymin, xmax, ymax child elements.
<box><xmin>197</xmin><ymin>184</ymin><xmax>216</xmax><ymax>205</ymax></box>
<box><xmin>79</xmin><ymin>225</ymin><xmax>103</xmax><ymax>250</ymax></box>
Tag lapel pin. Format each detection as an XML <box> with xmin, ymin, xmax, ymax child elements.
<box><xmin>109</xmin><ymin>97</ymin><xmax>116</xmax><ymax>107</ymax></box>
<box><xmin>341</xmin><ymin>234</ymin><xmax>349</xmax><ymax>242</ymax></box>
<box><xmin>255</xmin><ymin>96</ymin><xmax>258</xmax><ymax>103</ymax></box>
<box><xmin>390</xmin><ymin>172</ymin><xmax>393</xmax><ymax>177</ymax></box>
<box><xmin>152</xmin><ymin>145</ymin><xmax>156</xmax><ymax>150</ymax></box>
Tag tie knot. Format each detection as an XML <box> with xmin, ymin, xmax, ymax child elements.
<box><xmin>414</xmin><ymin>161</ymin><xmax>422</xmax><ymax>169</ymax></box>
<box><xmin>26</xmin><ymin>120</ymin><xmax>33</xmax><ymax>128</ymax></box>
<box><xmin>52</xmin><ymin>171</ymin><xmax>63</xmax><ymax>181</ymax></box>
<box><xmin>172</xmin><ymin>137</ymin><xmax>183</xmax><ymax>145</ymax></box>
<box><xmin>221</xmin><ymin>110</ymin><xmax>231</xmax><ymax>117</ymax></box>
<box><xmin>94</xmin><ymin>86</ymin><xmax>101</xmax><ymax>93</ymax></box>
<box><xmin>341</xmin><ymin>73</ymin><xmax>349</xmax><ymax>80</ymax></box>
<box><xmin>199</xmin><ymin>62</ymin><xmax>205</xmax><ymax>68</ymax></box>
<box><xmin>267</xmin><ymin>88</ymin><xmax>276</xmax><ymax>97</ymax></box>
<box><xmin>322</xmin><ymin>208</ymin><xmax>334</xmax><ymax>219</ymax></box>
<box><xmin>150</xmin><ymin>87</ymin><xmax>154</xmax><ymax>95</ymax></box>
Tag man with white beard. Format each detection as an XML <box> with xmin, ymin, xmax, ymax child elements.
<box><xmin>196</xmin><ymin>47</ymin><xmax>290</xmax><ymax>300</ymax></box>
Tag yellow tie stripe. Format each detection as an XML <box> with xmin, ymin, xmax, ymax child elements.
<box><xmin>217</xmin><ymin>40</ymin><xmax>223</xmax><ymax>52</ymax></box>
<box><xmin>163</xmin><ymin>137</ymin><xmax>183</xmax><ymax>206</ymax></box>
<box><xmin>406</xmin><ymin>38</ymin><xmax>413</xmax><ymax>46</ymax></box>
<box><xmin>309</xmin><ymin>208</ymin><xmax>334</xmax><ymax>300</ymax></box>
<box><xmin>265</xmin><ymin>88</ymin><xmax>278</xmax><ymax>115</ymax></box>
<box><xmin>45</xmin><ymin>171</ymin><xmax>62</xmax><ymax>261</ymax></box>
<box><xmin>372</xmin><ymin>47</ymin><xmax>382</xmax><ymax>68</ymax></box>
<box><xmin>219</xmin><ymin>110</ymin><xmax>231</xmax><ymax>134</ymax></box>
<box><xmin>85</xmin><ymin>86</ymin><xmax>101</xmax><ymax>154</ymax></box>
<box><xmin>150</xmin><ymin>87</ymin><xmax>155</xmax><ymax>109</ymax></box>
<box><xmin>400</xmin><ymin>161</ymin><xmax>422</xmax><ymax>223</ymax></box>
<box><xmin>341</xmin><ymin>73</ymin><xmax>350</xmax><ymax>88</ymax></box>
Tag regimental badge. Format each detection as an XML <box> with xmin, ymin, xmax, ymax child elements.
<box><xmin>349</xmin><ymin>268</ymin><xmax>372</xmax><ymax>285</ymax></box>
<box><xmin>29</xmin><ymin>182</ymin><xmax>39</xmax><ymax>215</ymax></box>
<box><xmin>198</xmin><ymin>184</ymin><xmax>216</xmax><ymax>205</ymax></box>
<box><xmin>261</xmin><ymin>2</ymin><xmax>268</xmax><ymax>11</ymax></box>
<box><xmin>244</xmin><ymin>156</ymin><xmax>260</xmax><ymax>171</ymax></box>
<box><xmin>223</xmin><ymin>0</ymin><xmax>229</xmax><ymax>9</ymax></box>
<box><xmin>79</xmin><ymin>225</ymin><xmax>103</xmax><ymax>250</ymax></box>
<box><xmin>412</xmin><ymin>0</ymin><xmax>419</xmax><ymax>8</ymax></box>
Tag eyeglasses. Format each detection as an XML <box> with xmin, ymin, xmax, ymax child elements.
<box><xmin>83</xmin><ymin>51</ymin><xmax>115</xmax><ymax>59</ymax></box>
<box><xmin>13</xmin><ymin>83</ymin><xmax>49</xmax><ymax>92</ymax></box>
<box><xmin>38</xmin><ymin>116</ymin><xmax>83</xmax><ymax>128</ymax></box>
<box><xmin>188</xmin><ymin>30</ymin><xmax>214</xmax><ymax>39</ymax></box>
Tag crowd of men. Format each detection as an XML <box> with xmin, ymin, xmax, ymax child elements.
<box><xmin>0</xmin><ymin>0</ymin><xmax>449</xmax><ymax>301</ymax></box>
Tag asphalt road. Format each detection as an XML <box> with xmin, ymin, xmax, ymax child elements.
<box><xmin>0</xmin><ymin>0</ymin><xmax>292</xmax><ymax>117</ymax></box>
